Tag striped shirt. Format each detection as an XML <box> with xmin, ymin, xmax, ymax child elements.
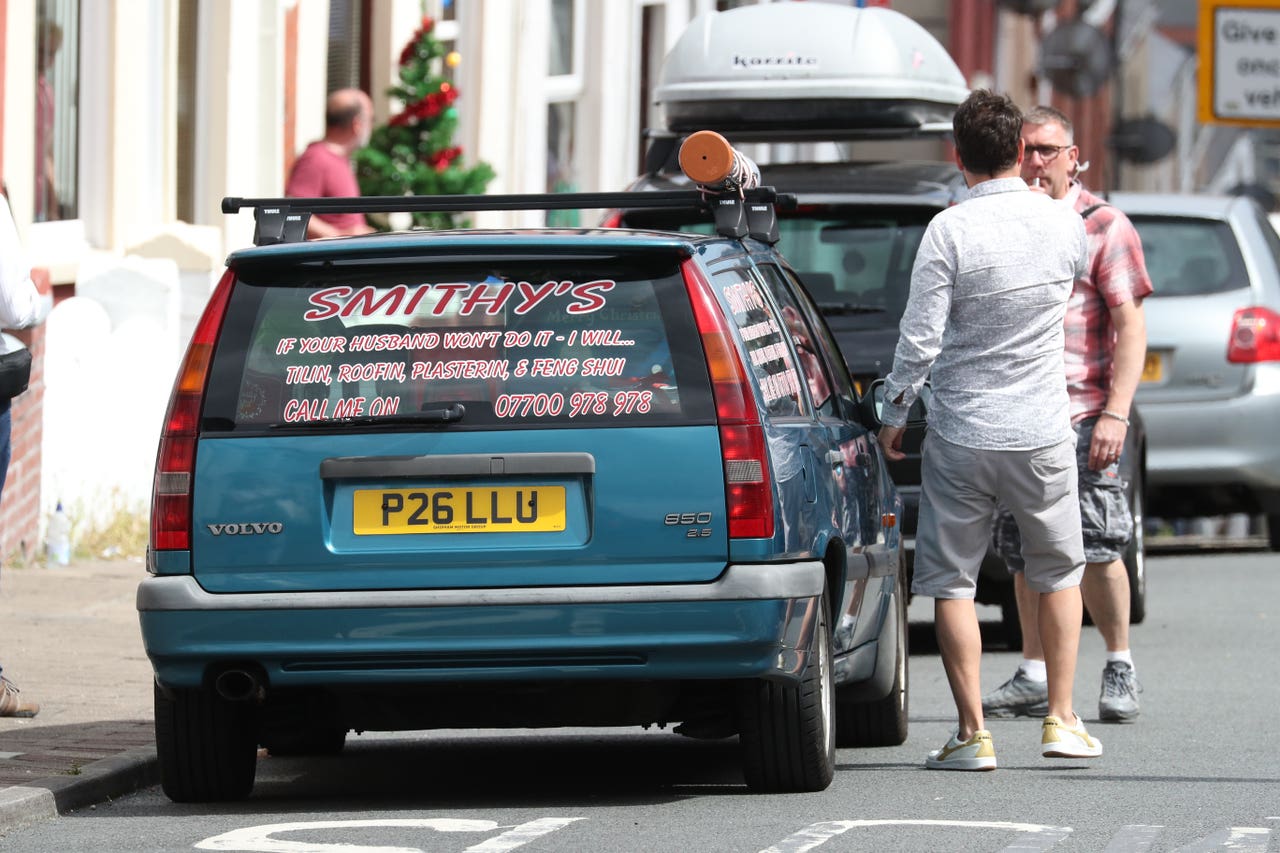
<box><xmin>1063</xmin><ymin>183</ymin><xmax>1154</xmax><ymax>423</ymax></box>
<box><xmin>882</xmin><ymin>177</ymin><xmax>1088</xmax><ymax>450</ymax></box>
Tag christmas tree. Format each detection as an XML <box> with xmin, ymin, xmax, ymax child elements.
<box><xmin>355</xmin><ymin>15</ymin><xmax>495</xmax><ymax>230</ymax></box>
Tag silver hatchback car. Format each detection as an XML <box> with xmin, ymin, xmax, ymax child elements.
<box><xmin>1113</xmin><ymin>192</ymin><xmax>1280</xmax><ymax>551</ymax></box>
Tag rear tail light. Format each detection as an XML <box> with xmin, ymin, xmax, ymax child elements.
<box><xmin>682</xmin><ymin>259</ymin><xmax>775</xmax><ymax>539</ymax></box>
<box><xmin>150</xmin><ymin>269</ymin><xmax>235</xmax><ymax>551</ymax></box>
<box><xmin>1227</xmin><ymin>306</ymin><xmax>1280</xmax><ymax>363</ymax></box>
<box><xmin>599</xmin><ymin>211</ymin><xmax>623</xmax><ymax>228</ymax></box>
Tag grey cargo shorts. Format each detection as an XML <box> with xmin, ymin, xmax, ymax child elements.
<box><xmin>913</xmin><ymin>433</ymin><xmax>1084</xmax><ymax>599</ymax></box>
<box><xmin>993</xmin><ymin>415</ymin><xmax>1134</xmax><ymax>571</ymax></box>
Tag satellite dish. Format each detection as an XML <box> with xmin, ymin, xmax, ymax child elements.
<box><xmin>997</xmin><ymin>0</ymin><xmax>1058</xmax><ymax>13</ymax></box>
<box><xmin>1040</xmin><ymin>21</ymin><xmax>1113</xmax><ymax>97</ymax></box>
<box><xmin>1109</xmin><ymin>117</ymin><xmax>1176</xmax><ymax>165</ymax></box>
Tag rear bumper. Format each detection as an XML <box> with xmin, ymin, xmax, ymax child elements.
<box><xmin>1139</xmin><ymin>378</ymin><xmax>1280</xmax><ymax>512</ymax></box>
<box><xmin>138</xmin><ymin>562</ymin><xmax>824</xmax><ymax>690</ymax></box>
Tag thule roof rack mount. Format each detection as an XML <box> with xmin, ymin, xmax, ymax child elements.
<box><xmin>222</xmin><ymin>187</ymin><xmax>793</xmax><ymax>248</ymax></box>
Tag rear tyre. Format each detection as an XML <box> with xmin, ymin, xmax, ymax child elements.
<box><xmin>155</xmin><ymin>682</ymin><xmax>258</xmax><ymax>803</ymax></box>
<box><xmin>738</xmin><ymin>588</ymin><xmax>835</xmax><ymax>793</ymax></box>
<box><xmin>1125</xmin><ymin>474</ymin><xmax>1147</xmax><ymax>624</ymax></box>
<box><xmin>262</xmin><ymin>727</ymin><xmax>347</xmax><ymax>757</ymax></box>
<box><xmin>836</xmin><ymin>570</ymin><xmax>909</xmax><ymax>747</ymax></box>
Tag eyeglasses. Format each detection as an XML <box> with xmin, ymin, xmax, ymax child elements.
<box><xmin>1025</xmin><ymin>144</ymin><xmax>1072</xmax><ymax>162</ymax></box>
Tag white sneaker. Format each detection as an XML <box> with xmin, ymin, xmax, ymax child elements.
<box><xmin>1042</xmin><ymin>714</ymin><xmax>1103</xmax><ymax>758</ymax></box>
<box><xmin>926</xmin><ymin>729</ymin><xmax>997</xmax><ymax>771</ymax></box>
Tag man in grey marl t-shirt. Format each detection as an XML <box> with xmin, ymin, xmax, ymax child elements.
<box><xmin>878</xmin><ymin>90</ymin><xmax>1099</xmax><ymax>771</ymax></box>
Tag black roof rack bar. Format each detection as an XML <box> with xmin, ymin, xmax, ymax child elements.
<box><xmin>227</xmin><ymin>188</ymin><xmax>788</xmax><ymax>245</ymax></box>
<box><xmin>224</xmin><ymin>188</ymin><xmax>791</xmax><ymax>247</ymax></box>
<box><xmin>222</xmin><ymin>188</ymin><xmax>780</xmax><ymax>217</ymax></box>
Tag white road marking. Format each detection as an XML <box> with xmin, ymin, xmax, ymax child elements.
<box><xmin>1102</xmin><ymin>824</ymin><xmax>1163</xmax><ymax>852</ymax></box>
<box><xmin>759</xmin><ymin>820</ymin><xmax>1071</xmax><ymax>853</ymax></box>
<box><xmin>1168</xmin><ymin>827</ymin><xmax>1271</xmax><ymax>853</ymax></box>
<box><xmin>462</xmin><ymin>818</ymin><xmax>585</xmax><ymax>853</ymax></box>
<box><xmin>194</xmin><ymin>818</ymin><xmax>583</xmax><ymax>853</ymax></box>
<box><xmin>192</xmin><ymin>817</ymin><xmax>1273</xmax><ymax>853</ymax></box>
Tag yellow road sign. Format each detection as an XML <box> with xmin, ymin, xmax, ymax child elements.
<box><xmin>1198</xmin><ymin>0</ymin><xmax>1280</xmax><ymax>128</ymax></box>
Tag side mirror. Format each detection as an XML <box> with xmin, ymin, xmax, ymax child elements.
<box><xmin>857</xmin><ymin>378</ymin><xmax>931</xmax><ymax>428</ymax></box>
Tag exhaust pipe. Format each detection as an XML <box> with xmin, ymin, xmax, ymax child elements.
<box><xmin>213</xmin><ymin>666</ymin><xmax>266</xmax><ymax>702</ymax></box>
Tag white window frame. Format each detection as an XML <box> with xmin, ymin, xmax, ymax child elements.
<box><xmin>546</xmin><ymin>0</ymin><xmax>585</xmax><ymax>103</ymax></box>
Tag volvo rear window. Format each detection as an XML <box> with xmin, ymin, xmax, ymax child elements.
<box><xmin>1129</xmin><ymin>217</ymin><xmax>1249</xmax><ymax>297</ymax></box>
<box><xmin>201</xmin><ymin>257</ymin><xmax>716</xmax><ymax>430</ymax></box>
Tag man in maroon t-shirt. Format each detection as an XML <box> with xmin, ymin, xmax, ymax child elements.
<box><xmin>286</xmin><ymin>88</ymin><xmax>376</xmax><ymax>239</ymax></box>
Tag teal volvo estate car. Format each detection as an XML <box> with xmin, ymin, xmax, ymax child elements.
<box><xmin>137</xmin><ymin>188</ymin><xmax>908</xmax><ymax>802</ymax></box>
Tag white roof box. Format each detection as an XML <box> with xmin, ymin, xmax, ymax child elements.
<box><xmin>655</xmin><ymin>3</ymin><xmax>969</xmax><ymax>135</ymax></box>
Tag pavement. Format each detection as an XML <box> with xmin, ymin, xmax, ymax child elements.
<box><xmin>0</xmin><ymin>557</ymin><xmax>157</xmax><ymax>837</ymax></box>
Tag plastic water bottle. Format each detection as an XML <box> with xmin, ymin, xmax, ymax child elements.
<box><xmin>46</xmin><ymin>501</ymin><xmax>71</xmax><ymax>566</ymax></box>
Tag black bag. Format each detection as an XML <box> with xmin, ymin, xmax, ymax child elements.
<box><xmin>0</xmin><ymin>346</ymin><xmax>32</xmax><ymax>400</ymax></box>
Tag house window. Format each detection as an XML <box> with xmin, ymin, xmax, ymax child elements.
<box><xmin>35</xmin><ymin>0</ymin><xmax>80</xmax><ymax>223</ymax></box>
<box><xmin>545</xmin><ymin>0</ymin><xmax>583</xmax><ymax>225</ymax></box>
<box><xmin>549</xmin><ymin>0</ymin><xmax>574</xmax><ymax>77</ymax></box>
<box><xmin>545</xmin><ymin>101</ymin><xmax>578</xmax><ymax>226</ymax></box>
<box><xmin>638</xmin><ymin>4</ymin><xmax>664</xmax><ymax>175</ymax></box>
<box><xmin>327</xmin><ymin>0</ymin><xmax>368</xmax><ymax>94</ymax></box>
<box><xmin>175</xmin><ymin>0</ymin><xmax>199</xmax><ymax>224</ymax></box>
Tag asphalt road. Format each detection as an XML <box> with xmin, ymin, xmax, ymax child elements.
<box><xmin>2</xmin><ymin>549</ymin><xmax>1276</xmax><ymax>853</ymax></box>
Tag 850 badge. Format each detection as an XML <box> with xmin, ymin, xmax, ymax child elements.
<box><xmin>665</xmin><ymin>511</ymin><xmax>713</xmax><ymax>538</ymax></box>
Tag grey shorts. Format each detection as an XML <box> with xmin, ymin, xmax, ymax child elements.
<box><xmin>993</xmin><ymin>416</ymin><xmax>1133</xmax><ymax>571</ymax></box>
<box><xmin>912</xmin><ymin>434</ymin><xmax>1085</xmax><ymax>599</ymax></box>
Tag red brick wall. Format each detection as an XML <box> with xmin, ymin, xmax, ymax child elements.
<box><xmin>948</xmin><ymin>0</ymin><xmax>996</xmax><ymax>87</ymax></box>
<box><xmin>0</xmin><ymin>269</ymin><xmax>49</xmax><ymax>564</ymax></box>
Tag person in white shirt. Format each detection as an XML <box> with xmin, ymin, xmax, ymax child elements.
<box><xmin>878</xmin><ymin>90</ymin><xmax>1097</xmax><ymax>771</ymax></box>
<box><xmin>0</xmin><ymin>189</ymin><xmax>53</xmax><ymax>718</ymax></box>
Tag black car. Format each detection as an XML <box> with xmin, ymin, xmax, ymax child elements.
<box><xmin>614</xmin><ymin>140</ymin><xmax>1147</xmax><ymax>646</ymax></box>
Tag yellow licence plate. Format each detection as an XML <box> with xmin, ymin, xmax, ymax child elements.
<box><xmin>1140</xmin><ymin>352</ymin><xmax>1164</xmax><ymax>384</ymax></box>
<box><xmin>353</xmin><ymin>486</ymin><xmax>566</xmax><ymax>535</ymax></box>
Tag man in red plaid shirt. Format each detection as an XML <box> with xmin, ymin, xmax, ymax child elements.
<box><xmin>984</xmin><ymin>105</ymin><xmax>1153</xmax><ymax>724</ymax></box>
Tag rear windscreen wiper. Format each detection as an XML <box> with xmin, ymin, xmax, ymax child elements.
<box><xmin>270</xmin><ymin>403</ymin><xmax>467</xmax><ymax>429</ymax></box>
